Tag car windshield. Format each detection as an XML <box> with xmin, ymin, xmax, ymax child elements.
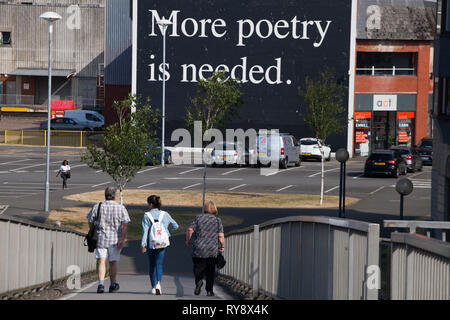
<box><xmin>419</xmin><ymin>140</ymin><xmax>432</xmax><ymax>149</ymax></box>
<box><xmin>301</xmin><ymin>140</ymin><xmax>318</xmax><ymax>145</ymax></box>
<box><xmin>369</xmin><ymin>153</ymin><xmax>393</xmax><ymax>160</ymax></box>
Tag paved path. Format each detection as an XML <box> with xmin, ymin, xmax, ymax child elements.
<box><xmin>62</xmin><ymin>273</ymin><xmax>235</xmax><ymax>300</ymax></box>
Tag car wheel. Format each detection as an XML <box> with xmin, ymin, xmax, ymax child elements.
<box><xmin>280</xmin><ymin>158</ymin><xmax>288</xmax><ymax>169</ymax></box>
<box><xmin>326</xmin><ymin>152</ymin><xmax>331</xmax><ymax>161</ymax></box>
<box><xmin>212</xmin><ymin>163</ymin><xmax>217</xmax><ymax>168</ymax></box>
<box><xmin>295</xmin><ymin>159</ymin><xmax>301</xmax><ymax>167</ymax></box>
<box><xmin>393</xmin><ymin>167</ymin><xmax>399</xmax><ymax>178</ymax></box>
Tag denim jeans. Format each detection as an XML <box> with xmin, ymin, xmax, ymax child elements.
<box><xmin>148</xmin><ymin>248</ymin><xmax>166</xmax><ymax>287</ymax></box>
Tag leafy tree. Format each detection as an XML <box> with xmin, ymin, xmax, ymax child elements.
<box><xmin>82</xmin><ymin>94</ymin><xmax>160</xmax><ymax>204</ymax></box>
<box><xmin>185</xmin><ymin>71</ymin><xmax>243</xmax><ymax>208</ymax></box>
<box><xmin>185</xmin><ymin>70</ymin><xmax>243</xmax><ymax>139</ymax></box>
<box><xmin>298</xmin><ymin>67</ymin><xmax>347</xmax><ymax>205</ymax></box>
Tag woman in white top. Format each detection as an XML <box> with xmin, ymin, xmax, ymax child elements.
<box><xmin>56</xmin><ymin>160</ymin><xmax>71</xmax><ymax>189</ymax></box>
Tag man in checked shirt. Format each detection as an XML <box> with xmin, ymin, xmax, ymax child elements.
<box><xmin>87</xmin><ymin>186</ymin><xmax>131</xmax><ymax>294</ymax></box>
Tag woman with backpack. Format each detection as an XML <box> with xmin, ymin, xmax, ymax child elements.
<box><xmin>141</xmin><ymin>195</ymin><xmax>179</xmax><ymax>295</ymax></box>
<box><xmin>186</xmin><ymin>201</ymin><xmax>225</xmax><ymax>297</ymax></box>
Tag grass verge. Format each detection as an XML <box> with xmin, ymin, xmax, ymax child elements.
<box><xmin>64</xmin><ymin>189</ymin><xmax>359</xmax><ymax>209</ymax></box>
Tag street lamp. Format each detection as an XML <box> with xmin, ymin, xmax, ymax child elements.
<box><xmin>336</xmin><ymin>148</ymin><xmax>349</xmax><ymax>218</ymax></box>
<box><xmin>395</xmin><ymin>178</ymin><xmax>413</xmax><ymax>220</ymax></box>
<box><xmin>157</xmin><ymin>18</ymin><xmax>172</xmax><ymax>167</ymax></box>
<box><xmin>40</xmin><ymin>11</ymin><xmax>62</xmax><ymax>212</ymax></box>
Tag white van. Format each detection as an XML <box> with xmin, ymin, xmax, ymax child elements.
<box><xmin>64</xmin><ymin>110</ymin><xmax>104</xmax><ymax>131</ymax></box>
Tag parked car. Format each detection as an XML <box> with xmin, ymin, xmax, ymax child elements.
<box><xmin>64</xmin><ymin>110</ymin><xmax>104</xmax><ymax>131</ymax></box>
<box><xmin>364</xmin><ymin>150</ymin><xmax>407</xmax><ymax>178</ymax></box>
<box><xmin>390</xmin><ymin>146</ymin><xmax>423</xmax><ymax>173</ymax></box>
<box><xmin>255</xmin><ymin>133</ymin><xmax>301</xmax><ymax>169</ymax></box>
<box><xmin>40</xmin><ymin>117</ymin><xmax>91</xmax><ymax>131</ymax></box>
<box><xmin>145</xmin><ymin>146</ymin><xmax>172</xmax><ymax>165</ymax></box>
<box><xmin>417</xmin><ymin>138</ymin><xmax>433</xmax><ymax>165</ymax></box>
<box><xmin>300</xmin><ymin>138</ymin><xmax>331</xmax><ymax>161</ymax></box>
<box><xmin>211</xmin><ymin>142</ymin><xmax>248</xmax><ymax>167</ymax></box>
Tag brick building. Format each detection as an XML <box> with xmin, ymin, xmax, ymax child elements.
<box><xmin>352</xmin><ymin>0</ymin><xmax>435</xmax><ymax>156</ymax></box>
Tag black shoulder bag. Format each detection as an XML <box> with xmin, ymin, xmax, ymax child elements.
<box><xmin>216</xmin><ymin>217</ymin><xmax>226</xmax><ymax>269</ymax></box>
<box><xmin>84</xmin><ymin>202</ymin><xmax>102</xmax><ymax>253</ymax></box>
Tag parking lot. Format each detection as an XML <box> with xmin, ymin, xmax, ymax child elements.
<box><xmin>0</xmin><ymin>145</ymin><xmax>432</xmax><ymax>221</ymax></box>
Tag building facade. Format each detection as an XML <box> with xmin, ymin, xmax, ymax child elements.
<box><xmin>432</xmin><ymin>0</ymin><xmax>450</xmax><ymax>225</ymax></box>
<box><xmin>0</xmin><ymin>0</ymin><xmax>105</xmax><ymax>112</ymax></box>
<box><xmin>352</xmin><ymin>0</ymin><xmax>435</xmax><ymax>157</ymax></box>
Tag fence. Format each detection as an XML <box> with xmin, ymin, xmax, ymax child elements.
<box><xmin>220</xmin><ymin>216</ymin><xmax>380</xmax><ymax>300</ymax></box>
<box><xmin>384</xmin><ymin>220</ymin><xmax>450</xmax><ymax>242</ymax></box>
<box><xmin>0</xmin><ymin>215</ymin><xmax>96</xmax><ymax>297</ymax></box>
<box><xmin>390</xmin><ymin>233</ymin><xmax>450</xmax><ymax>300</ymax></box>
<box><xmin>1</xmin><ymin>130</ymin><xmax>104</xmax><ymax>148</ymax></box>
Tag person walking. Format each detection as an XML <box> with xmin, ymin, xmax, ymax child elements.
<box><xmin>56</xmin><ymin>160</ymin><xmax>71</xmax><ymax>189</ymax></box>
<box><xmin>86</xmin><ymin>186</ymin><xmax>130</xmax><ymax>294</ymax></box>
<box><xmin>141</xmin><ymin>195</ymin><xmax>179</xmax><ymax>295</ymax></box>
<box><xmin>186</xmin><ymin>201</ymin><xmax>225</xmax><ymax>297</ymax></box>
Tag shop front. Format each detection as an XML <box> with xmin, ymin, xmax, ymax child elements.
<box><xmin>354</xmin><ymin>94</ymin><xmax>416</xmax><ymax>156</ymax></box>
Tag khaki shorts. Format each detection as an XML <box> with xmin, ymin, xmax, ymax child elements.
<box><xmin>95</xmin><ymin>245</ymin><xmax>121</xmax><ymax>262</ymax></box>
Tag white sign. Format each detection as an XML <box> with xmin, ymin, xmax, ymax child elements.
<box><xmin>373</xmin><ymin>95</ymin><xmax>397</xmax><ymax>111</ymax></box>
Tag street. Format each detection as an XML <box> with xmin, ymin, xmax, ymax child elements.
<box><xmin>0</xmin><ymin>145</ymin><xmax>431</xmax><ymax>227</ymax></box>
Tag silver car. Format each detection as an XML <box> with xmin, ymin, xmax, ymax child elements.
<box><xmin>40</xmin><ymin>117</ymin><xmax>93</xmax><ymax>131</ymax></box>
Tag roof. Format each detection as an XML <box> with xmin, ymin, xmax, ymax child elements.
<box><xmin>357</xmin><ymin>0</ymin><xmax>437</xmax><ymax>40</ymax></box>
<box><xmin>9</xmin><ymin>68</ymin><xmax>75</xmax><ymax>77</ymax></box>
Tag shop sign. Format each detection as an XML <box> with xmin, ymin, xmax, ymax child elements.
<box><xmin>373</xmin><ymin>95</ymin><xmax>397</xmax><ymax>111</ymax></box>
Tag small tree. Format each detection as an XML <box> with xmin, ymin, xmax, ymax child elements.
<box><xmin>299</xmin><ymin>67</ymin><xmax>347</xmax><ymax>205</ymax></box>
<box><xmin>185</xmin><ymin>71</ymin><xmax>243</xmax><ymax>208</ymax></box>
<box><xmin>82</xmin><ymin>94</ymin><xmax>160</xmax><ymax>204</ymax></box>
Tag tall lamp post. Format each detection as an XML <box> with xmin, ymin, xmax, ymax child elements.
<box><xmin>40</xmin><ymin>11</ymin><xmax>62</xmax><ymax>212</ymax></box>
<box><xmin>157</xmin><ymin>18</ymin><xmax>172</xmax><ymax>167</ymax></box>
<box><xmin>336</xmin><ymin>148</ymin><xmax>349</xmax><ymax>218</ymax></box>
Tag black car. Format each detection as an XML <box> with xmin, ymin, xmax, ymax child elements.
<box><xmin>364</xmin><ymin>150</ymin><xmax>407</xmax><ymax>178</ymax></box>
<box><xmin>417</xmin><ymin>138</ymin><xmax>433</xmax><ymax>165</ymax></box>
<box><xmin>390</xmin><ymin>146</ymin><xmax>423</xmax><ymax>173</ymax></box>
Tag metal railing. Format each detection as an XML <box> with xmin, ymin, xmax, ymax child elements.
<box><xmin>0</xmin><ymin>215</ymin><xmax>96</xmax><ymax>296</ymax></box>
<box><xmin>390</xmin><ymin>233</ymin><xmax>450</xmax><ymax>300</ymax></box>
<box><xmin>1</xmin><ymin>130</ymin><xmax>104</xmax><ymax>148</ymax></box>
<box><xmin>220</xmin><ymin>216</ymin><xmax>380</xmax><ymax>300</ymax></box>
<box><xmin>0</xmin><ymin>94</ymin><xmax>34</xmax><ymax>106</ymax></box>
<box><xmin>384</xmin><ymin>220</ymin><xmax>450</xmax><ymax>242</ymax></box>
<box><xmin>356</xmin><ymin>67</ymin><xmax>416</xmax><ymax>76</ymax></box>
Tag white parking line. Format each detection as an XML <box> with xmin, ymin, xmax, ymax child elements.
<box><xmin>308</xmin><ymin>167</ymin><xmax>340</xmax><ymax>178</ymax></box>
<box><xmin>179</xmin><ymin>167</ymin><xmax>203</xmax><ymax>175</ymax></box>
<box><xmin>263</xmin><ymin>166</ymin><xmax>303</xmax><ymax>177</ymax></box>
<box><xmin>0</xmin><ymin>205</ymin><xmax>8</xmax><ymax>215</ymax></box>
<box><xmin>165</xmin><ymin>177</ymin><xmax>243</xmax><ymax>181</ymax></box>
<box><xmin>137</xmin><ymin>182</ymin><xmax>156</xmax><ymax>189</ymax></box>
<box><xmin>0</xmin><ymin>158</ymin><xmax>32</xmax><ymax>166</ymax></box>
<box><xmin>228</xmin><ymin>184</ymin><xmax>247</xmax><ymax>191</ymax></box>
<box><xmin>276</xmin><ymin>185</ymin><xmax>294</xmax><ymax>192</ymax></box>
<box><xmin>222</xmin><ymin>168</ymin><xmax>245</xmax><ymax>176</ymax></box>
<box><xmin>91</xmin><ymin>181</ymin><xmax>112</xmax><ymax>188</ymax></box>
<box><xmin>11</xmin><ymin>160</ymin><xmax>61</xmax><ymax>172</ymax></box>
<box><xmin>183</xmin><ymin>183</ymin><xmax>201</xmax><ymax>190</ymax></box>
<box><xmin>325</xmin><ymin>186</ymin><xmax>339</xmax><ymax>193</ymax></box>
<box><xmin>370</xmin><ymin>186</ymin><xmax>385</xmax><ymax>195</ymax></box>
<box><xmin>96</xmin><ymin>170</ymin><xmax>103</xmax><ymax>173</ymax></box>
<box><xmin>138</xmin><ymin>167</ymin><xmax>159</xmax><ymax>174</ymax></box>
<box><xmin>352</xmin><ymin>173</ymin><xmax>364</xmax><ymax>179</ymax></box>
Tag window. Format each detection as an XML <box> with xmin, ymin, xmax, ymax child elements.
<box><xmin>1</xmin><ymin>32</ymin><xmax>11</xmax><ymax>45</ymax></box>
<box><xmin>356</xmin><ymin>52</ymin><xmax>417</xmax><ymax>76</ymax></box>
<box><xmin>86</xmin><ymin>113</ymin><xmax>101</xmax><ymax>121</ymax></box>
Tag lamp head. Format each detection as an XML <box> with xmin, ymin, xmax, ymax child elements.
<box><xmin>157</xmin><ymin>17</ymin><xmax>173</xmax><ymax>27</ymax></box>
<box><xmin>40</xmin><ymin>11</ymin><xmax>62</xmax><ymax>22</ymax></box>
